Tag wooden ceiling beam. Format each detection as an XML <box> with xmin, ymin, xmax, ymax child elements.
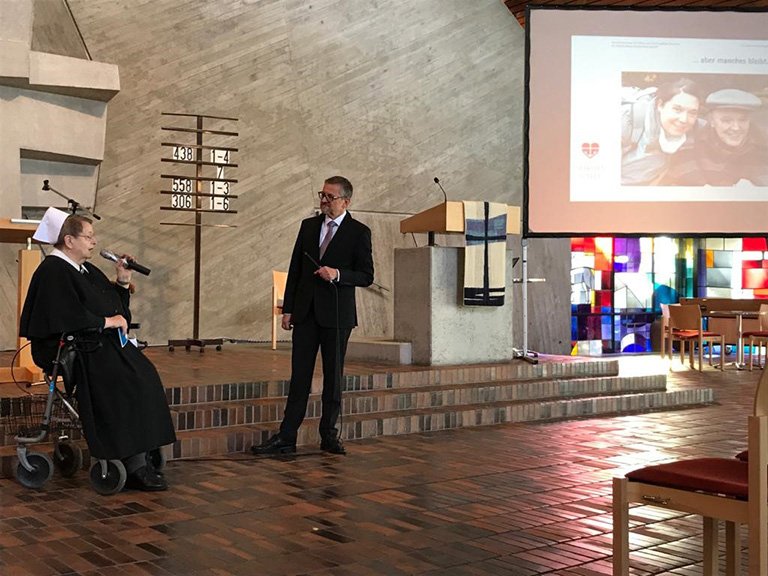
<box><xmin>504</xmin><ymin>0</ymin><xmax>768</xmax><ymax>27</ymax></box>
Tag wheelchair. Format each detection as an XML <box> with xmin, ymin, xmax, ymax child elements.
<box><xmin>9</xmin><ymin>330</ymin><xmax>164</xmax><ymax>495</ymax></box>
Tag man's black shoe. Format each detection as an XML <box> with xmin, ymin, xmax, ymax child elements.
<box><xmin>125</xmin><ymin>466</ymin><xmax>168</xmax><ymax>492</ymax></box>
<box><xmin>251</xmin><ymin>434</ymin><xmax>296</xmax><ymax>455</ymax></box>
<box><xmin>320</xmin><ymin>436</ymin><xmax>346</xmax><ymax>455</ymax></box>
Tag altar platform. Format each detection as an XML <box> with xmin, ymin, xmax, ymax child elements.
<box><xmin>1</xmin><ymin>344</ymin><xmax>714</xmax><ymax>471</ymax></box>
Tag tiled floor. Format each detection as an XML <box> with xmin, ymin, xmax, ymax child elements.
<box><xmin>0</xmin><ymin>353</ymin><xmax>760</xmax><ymax>575</ymax></box>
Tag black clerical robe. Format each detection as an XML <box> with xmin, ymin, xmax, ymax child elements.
<box><xmin>19</xmin><ymin>256</ymin><xmax>176</xmax><ymax>460</ymax></box>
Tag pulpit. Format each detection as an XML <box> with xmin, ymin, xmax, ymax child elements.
<box><xmin>0</xmin><ymin>219</ymin><xmax>42</xmax><ymax>384</ymax></box>
<box><xmin>396</xmin><ymin>202</ymin><xmax>521</xmax><ymax>365</ymax></box>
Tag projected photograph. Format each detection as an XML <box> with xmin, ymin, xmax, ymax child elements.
<box><xmin>527</xmin><ymin>7</ymin><xmax>768</xmax><ymax>236</ymax></box>
<box><xmin>620</xmin><ymin>72</ymin><xmax>768</xmax><ymax>189</ymax></box>
<box><xmin>569</xmin><ymin>36</ymin><xmax>768</xmax><ymax>203</ymax></box>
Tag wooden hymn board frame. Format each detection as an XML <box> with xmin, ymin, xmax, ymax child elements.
<box><xmin>160</xmin><ymin>112</ymin><xmax>239</xmax><ymax>352</ymax></box>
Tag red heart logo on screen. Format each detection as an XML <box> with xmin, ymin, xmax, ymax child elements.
<box><xmin>581</xmin><ymin>142</ymin><xmax>599</xmax><ymax>158</ymax></box>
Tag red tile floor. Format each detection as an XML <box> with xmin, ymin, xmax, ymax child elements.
<box><xmin>0</xmin><ymin>354</ymin><xmax>758</xmax><ymax>575</ymax></box>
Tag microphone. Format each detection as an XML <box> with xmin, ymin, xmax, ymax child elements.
<box><xmin>305</xmin><ymin>251</ymin><xmax>340</xmax><ymax>285</ymax></box>
<box><xmin>303</xmin><ymin>251</ymin><xmax>321</xmax><ymax>269</ymax></box>
<box><xmin>42</xmin><ymin>179</ymin><xmax>50</xmax><ymax>191</ymax></box>
<box><xmin>433</xmin><ymin>177</ymin><xmax>448</xmax><ymax>203</ymax></box>
<box><xmin>100</xmin><ymin>249</ymin><xmax>151</xmax><ymax>276</ymax></box>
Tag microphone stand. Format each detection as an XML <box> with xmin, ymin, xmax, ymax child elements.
<box><xmin>41</xmin><ymin>179</ymin><xmax>101</xmax><ymax>220</ymax></box>
<box><xmin>512</xmin><ymin>238</ymin><xmax>544</xmax><ymax>365</ymax></box>
<box><xmin>429</xmin><ymin>177</ymin><xmax>449</xmax><ymax>247</ymax></box>
<box><xmin>303</xmin><ymin>251</ymin><xmax>346</xmax><ymax>454</ymax></box>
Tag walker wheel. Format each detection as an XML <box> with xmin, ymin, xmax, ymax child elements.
<box><xmin>216</xmin><ymin>345</ymin><xmax>222</xmax><ymax>351</ymax></box>
<box><xmin>168</xmin><ymin>345</ymin><xmax>175</xmax><ymax>352</ymax></box>
<box><xmin>16</xmin><ymin>452</ymin><xmax>54</xmax><ymax>489</ymax></box>
<box><xmin>89</xmin><ymin>459</ymin><xmax>127</xmax><ymax>495</ymax></box>
<box><xmin>54</xmin><ymin>440</ymin><xmax>83</xmax><ymax>478</ymax></box>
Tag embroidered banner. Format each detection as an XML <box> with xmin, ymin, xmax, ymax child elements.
<box><xmin>463</xmin><ymin>201</ymin><xmax>507</xmax><ymax>306</ymax></box>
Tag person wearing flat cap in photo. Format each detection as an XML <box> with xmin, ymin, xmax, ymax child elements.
<box><xmin>663</xmin><ymin>88</ymin><xmax>768</xmax><ymax>186</ymax></box>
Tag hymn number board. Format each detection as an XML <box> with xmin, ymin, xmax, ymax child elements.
<box><xmin>209</xmin><ymin>148</ymin><xmax>231</xmax><ymax>211</ymax></box>
<box><xmin>170</xmin><ymin>145</ymin><xmax>193</xmax><ymax>209</ymax></box>
<box><xmin>167</xmin><ymin>146</ymin><xmax>233</xmax><ymax>211</ymax></box>
<box><xmin>159</xmin><ymin>112</ymin><xmax>239</xmax><ymax>348</ymax></box>
<box><xmin>160</xmin><ymin>112</ymin><xmax>239</xmax><ymax>219</ymax></box>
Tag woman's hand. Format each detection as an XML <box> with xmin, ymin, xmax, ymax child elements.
<box><xmin>105</xmin><ymin>314</ymin><xmax>128</xmax><ymax>332</ymax></box>
<box><xmin>115</xmin><ymin>253</ymin><xmax>134</xmax><ymax>285</ymax></box>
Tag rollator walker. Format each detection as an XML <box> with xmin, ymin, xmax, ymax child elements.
<box><xmin>8</xmin><ymin>330</ymin><xmax>163</xmax><ymax>495</ymax></box>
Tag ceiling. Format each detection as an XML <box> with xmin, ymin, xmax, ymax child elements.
<box><xmin>503</xmin><ymin>0</ymin><xmax>768</xmax><ymax>27</ymax></box>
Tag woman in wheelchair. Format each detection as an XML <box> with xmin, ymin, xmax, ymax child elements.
<box><xmin>19</xmin><ymin>214</ymin><xmax>176</xmax><ymax>492</ymax></box>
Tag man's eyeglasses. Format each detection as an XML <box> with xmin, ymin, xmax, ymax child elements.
<box><xmin>76</xmin><ymin>234</ymin><xmax>96</xmax><ymax>242</ymax></box>
<box><xmin>318</xmin><ymin>192</ymin><xmax>345</xmax><ymax>202</ymax></box>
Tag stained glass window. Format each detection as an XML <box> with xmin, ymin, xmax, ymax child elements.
<box><xmin>570</xmin><ymin>237</ymin><xmax>768</xmax><ymax>355</ymax></box>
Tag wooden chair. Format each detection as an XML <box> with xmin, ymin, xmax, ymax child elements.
<box><xmin>744</xmin><ymin>303</ymin><xmax>768</xmax><ymax>371</ymax></box>
<box><xmin>613</xmin><ymin>366</ymin><xmax>768</xmax><ymax>575</ymax></box>
<box><xmin>271</xmin><ymin>270</ymin><xmax>287</xmax><ymax>350</ymax></box>
<box><xmin>659</xmin><ymin>303</ymin><xmax>676</xmax><ymax>359</ymax></box>
<box><xmin>667</xmin><ymin>304</ymin><xmax>724</xmax><ymax>371</ymax></box>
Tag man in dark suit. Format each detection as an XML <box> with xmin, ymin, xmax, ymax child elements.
<box><xmin>252</xmin><ymin>176</ymin><xmax>374</xmax><ymax>455</ymax></box>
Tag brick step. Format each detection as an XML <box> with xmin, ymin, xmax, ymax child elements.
<box><xmin>168</xmin><ymin>386</ymin><xmax>715</xmax><ymax>459</ymax></box>
<box><xmin>4</xmin><ymin>373</ymin><xmax>645</xmax><ymax>449</ymax></box>
<box><xmin>2</xmin><ymin>385</ymin><xmax>714</xmax><ymax>476</ymax></box>
<box><xmin>164</xmin><ymin>359</ymin><xmax>621</xmax><ymax>407</ymax></box>
<box><xmin>169</xmin><ymin>374</ymin><xmax>669</xmax><ymax>432</ymax></box>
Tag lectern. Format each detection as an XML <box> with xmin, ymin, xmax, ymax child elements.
<box><xmin>400</xmin><ymin>201</ymin><xmax>520</xmax><ymax>242</ymax></box>
<box><xmin>0</xmin><ymin>219</ymin><xmax>42</xmax><ymax>383</ymax></box>
<box><xmin>395</xmin><ymin>202</ymin><xmax>521</xmax><ymax>365</ymax></box>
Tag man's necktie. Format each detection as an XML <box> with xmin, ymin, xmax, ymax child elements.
<box><xmin>319</xmin><ymin>221</ymin><xmax>336</xmax><ymax>259</ymax></box>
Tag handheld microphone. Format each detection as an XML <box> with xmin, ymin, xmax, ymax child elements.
<box><xmin>433</xmin><ymin>177</ymin><xmax>448</xmax><ymax>203</ymax></box>
<box><xmin>303</xmin><ymin>251</ymin><xmax>321</xmax><ymax>269</ymax></box>
<box><xmin>100</xmin><ymin>249</ymin><xmax>151</xmax><ymax>276</ymax></box>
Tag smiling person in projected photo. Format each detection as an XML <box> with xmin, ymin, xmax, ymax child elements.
<box><xmin>621</xmin><ymin>77</ymin><xmax>703</xmax><ymax>186</ymax></box>
<box><xmin>662</xmin><ymin>88</ymin><xmax>768</xmax><ymax>187</ymax></box>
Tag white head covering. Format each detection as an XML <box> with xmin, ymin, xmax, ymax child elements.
<box><xmin>32</xmin><ymin>207</ymin><xmax>70</xmax><ymax>244</ymax></box>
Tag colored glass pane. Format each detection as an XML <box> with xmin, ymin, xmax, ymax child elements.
<box><xmin>743</xmin><ymin>238</ymin><xmax>767</xmax><ymax>251</ymax></box>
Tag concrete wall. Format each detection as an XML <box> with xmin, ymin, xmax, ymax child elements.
<box><xmin>0</xmin><ymin>0</ymin><xmax>118</xmax><ymax>349</ymax></box>
<box><xmin>0</xmin><ymin>0</ymin><xmax>571</xmax><ymax>357</ymax></box>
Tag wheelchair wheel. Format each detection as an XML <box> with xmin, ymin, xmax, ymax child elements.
<box><xmin>16</xmin><ymin>452</ymin><xmax>54</xmax><ymax>489</ymax></box>
<box><xmin>89</xmin><ymin>459</ymin><xmax>127</xmax><ymax>495</ymax></box>
<box><xmin>54</xmin><ymin>440</ymin><xmax>83</xmax><ymax>478</ymax></box>
<box><xmin>148</xmin><ymin>448</ymin><xmax>166</xmax><ymax>473</ymax></box>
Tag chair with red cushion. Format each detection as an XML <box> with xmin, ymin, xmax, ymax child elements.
<box><xmin>667</xmin><ymin>304</ymin><xmax>725</xmax><ymax>371</ymax></box>
<box><xmin>744</xmin><ymin>303</ymin><xmax>768</xmax><ymax>371</ymax></box>
<box><xmin>612</xmin><ymin>366</ymin><xmax>768</xmax><ymax>575</ymax></box>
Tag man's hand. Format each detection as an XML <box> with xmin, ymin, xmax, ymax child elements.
<box><xmin>314</xmin><ymin>266</ymin><xmax>339</xmax><ymax>283</ymax></box>
<box><xmin>281</xmin><ymin>313</ymin><xmax>293</xmax><ymax>331</ymax></box>
<box><xmin>105</xmin><ymin>314</ymin><xmax>128</xmax><ymax>333</ymax></box>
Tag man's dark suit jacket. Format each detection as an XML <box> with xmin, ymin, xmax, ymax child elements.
<box><xmin>283</xmin><ymin>212</ymin><xmax>374</xmax><ymax>328</ymax></box>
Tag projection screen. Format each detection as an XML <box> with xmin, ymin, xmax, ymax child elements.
<box><xmin>525</xmin><ymin>7</ymin><xmax>768</xmax><ymax>237</ymax></box>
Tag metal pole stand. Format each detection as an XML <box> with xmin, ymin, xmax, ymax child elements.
<box><xmin>512</xmin><ymin>238</ymin><xmax>543</xmax><ymax>365</ymax></box>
